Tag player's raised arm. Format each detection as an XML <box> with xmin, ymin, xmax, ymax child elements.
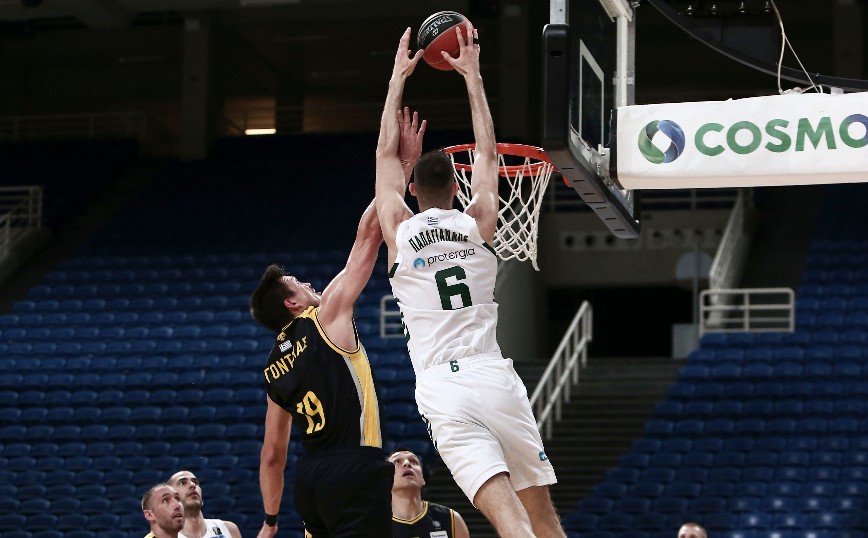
<box><xmin>316</xmin><ymin>200</ymin><xmax>382</xmax><ymax>347</ymax></box>
<box><xmin>376</xmin><ymin>28</ymin><xmax>424</xmax><ymax>264</ymax></box>
<box><xmin>442</xmin><ymin>25</ymin><xmax>498</xmax><ymax>244</ymax></box>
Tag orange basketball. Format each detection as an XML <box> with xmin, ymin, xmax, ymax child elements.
<box><xmin>417</xmin><ymin>11</ymin><xmax>474</xmax><ymax>71</ymax></box>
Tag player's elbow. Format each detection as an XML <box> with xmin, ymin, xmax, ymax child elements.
<box><xmin>260</xmin><ymin>444</ymin><xmax>288</xmax><ymax>470</ymax></box>
<box><xmin>474</xmin><ymin>145</ymin><xmax>497</xmax><ymax>163</ymax></box>
<box><xmin>375</xmin><ymin>145</ymin><xmax>398</xmax><ymax>163</ymax></box>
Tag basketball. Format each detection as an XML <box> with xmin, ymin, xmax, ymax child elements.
<box><xmin>417</xmin><ymin>11</ymin><xmax>474</xmax><ymax>71</ymax></box>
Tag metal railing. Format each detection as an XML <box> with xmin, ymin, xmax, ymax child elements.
<box><xmin>0</xmin><ymin>186</ymin><xmax>43</xmax><ymax>260</ymax></box>
<box><xmin>699</xmin><ymin>288</ymin><xmax>795</xmax><ymax>335</ymax></box>
<box><xmin>529</xmin><ymin>301</ymin><xmax>593</xmax><ymax>440</ymax></box>
<box><xmin>222</xmin><ymin>98</ymin><xmax>498</xmax><ymax>135</ymax></box>
<box><xmin>709</xmin><ymin>189</ymin><xmax>750</xmax><ymax>290</ymax></box>
<box><xmin>379</xmin><ymin>294</ymin><xmax>403</xmax><ymax>339</ymax></box>
<box><xmin>0</xmin><ymin>111</ymin><xmax>147</xmax><ymax>142</ymax></box>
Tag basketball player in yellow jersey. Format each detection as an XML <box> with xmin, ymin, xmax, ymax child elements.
<box><xmin>375</xmin><ymin>27</ymin><xmax>566</xmax><ymax>538</ymax></box>
<box><xmin>250</xmin><ymin>200</ymin><xmax>393</xmax><ymax>537</ymax></box>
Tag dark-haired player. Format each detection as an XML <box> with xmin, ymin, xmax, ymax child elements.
<box><xmin>141</xmin><ymin>483</ymin><xmax>185</xmax><ymax>538</ymax></box>
<box><xmin>390</xmin><ymin>448</ymin><xmax>470</xmax><ymax>538</ymax></box>
<box><xmin>168</xmin><ymin>470</ymin><xmax>242</xmax><ymax>538</ymax></box>
<box><xmin>375</xmin><ymin>27</ymin><xmax>565</xmax><ymax>538</ymax></box>
<box><xmin>250</xmin><ymin>123</ymin><xmax>422</xmax><ymax>537</ymax></box>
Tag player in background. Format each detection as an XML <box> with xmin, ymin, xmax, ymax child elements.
<box><xmin>141</xmin><ymin>483</ymin><xmax>185</xmax><ymax>538</ymax></box>
<box><xmin>390</xmin><ymin>448</ymin><xmax>470</xmax><ymax>538</ymax></box>
<box><xmin>168</xmin><ymin>470</ymin><xmax>242</xmax><ymax>538</ymax></box>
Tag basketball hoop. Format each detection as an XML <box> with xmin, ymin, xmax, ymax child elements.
<box><xmin>444</xmin><ymin>143</ymin><xmax>556</xmax><ymax>271</ymax></box>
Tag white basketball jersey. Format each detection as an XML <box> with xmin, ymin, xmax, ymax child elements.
<box><xmin>179</xmin><ymin>519</ymin><xmax>232</xmax><ymax>538</ymax></box>
<box><xmin>389</xmin><ymin>208</ymin><xmax>501</xmax><ymax>373</ymax></box>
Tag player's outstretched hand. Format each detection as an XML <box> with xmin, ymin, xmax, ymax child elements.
<box><xmin>398</xmin><ymin>106</ymin><xmax>427</xmax><ymax>167</ymax></box>
<box><xmin>392</xmin><ymin>27</ymin><xmax>423</xmax><ymax>81</ymax></box>
<box><xmin>442</xmin><ymin>25</ymin><xmax>480</xmax><ymax>78</ymax></box>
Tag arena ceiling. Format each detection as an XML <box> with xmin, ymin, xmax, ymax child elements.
<box><xmin>0</xmin><ymin>1</ymin><xmax>862</xmax><ymax>112</ymax></box>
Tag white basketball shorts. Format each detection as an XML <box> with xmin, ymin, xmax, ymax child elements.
<box><xmin>414</xmin><ymin>353</ymin><xmax>557</xmax><ymax>504</ymax></box>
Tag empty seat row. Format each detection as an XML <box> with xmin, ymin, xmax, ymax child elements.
<box><xmin>655</xmin><ymin>397</ymin><xmax>867</xmax><ymax>418</ymax></box>
<box><xmin>679</xmin><ymin>360</ymin><xmax>868</xmax><ymax>381</ymax></box>
<box><xmin>801</xmin><ymin>270</ymin><xmax>868</xmax><ymax>285</ymax></box>
<box><xmin>565</xmin><ymin>509</ymin><xmax>854</xmax><ymax>532</ymax></box>
<box><xmin>689</xmin><ymin>343</ymin><xmax>868</xmax><ymax>359</ymax></box>
<box><xmin>620</xmin><ymin>446</ymin><xmax>868</xmax><ymax>473</ymax></box>
<box><xmin>0</xmin><ymin>337</ymin><xmax>269</xmax><ymax>358</ymax></box>
<box><xmin>667</xmin><ymin>380</ymin><xmax>868</xmax><ymax>400</ymax></box>
<box><xmin>631</xmin><ymin>434</ymin><xmax>861</xmax><ymax>454</ymax></box>
<box><xmin>0</xmin><ymin>309</ymin><xmax>246</xmax><ymax>327</ymax></box>
<box><xmin>11</xmin><ymin>295</ymin><xmax>251</xmax><ymax>313</ymax></box>
<box><xmin>2</xmin><ymin>352</ymin><xmax>261</xmax><ymax>372</ymax></box>
<box><xmin>2</xmin><ymin>326</ymin><xmax>266</xmax><ymax>345</ymax></box>
<box><xmin>27</xmin><ymin>280</ymin><xmax>248</xmax><ymax>298</ymax></box>
<box><xmin>644</xmin><ymin>417</ymin><xmax>868</xmax><ymax>437</ymax></box>
<box><xmin>57</xmin><ymin>250</ymin><xmax>347</xmax><ymax>269</ymax></box>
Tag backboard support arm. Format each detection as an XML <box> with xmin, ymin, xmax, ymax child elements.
<box><xmin>542</xmin><ymin>23</ymin><xmax>640</xmax><ymax>238</ymax></box>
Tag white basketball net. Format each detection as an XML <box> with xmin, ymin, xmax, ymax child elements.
<box><xmin>448</xmin><ymin>145</ymin><xmax>555</xmax><ymax>271</ymax></box>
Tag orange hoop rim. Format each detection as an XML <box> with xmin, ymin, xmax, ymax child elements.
<box><xmin>443</xmin><ymin>143</ymin><xmax>556</xmax><ymax>176</ymax></box>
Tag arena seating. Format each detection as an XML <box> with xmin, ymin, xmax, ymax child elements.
<box><xmin>0</xmin><ymin>135</ymin><xmax>440</xmax><ymax>537</ymax></box>
<box><xmin>564</xmin><ymin>184</ymin><xmax>868</xmax><ymax>538</ymax></box>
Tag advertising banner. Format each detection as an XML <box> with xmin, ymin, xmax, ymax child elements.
<box><xmin>613</xmin><ymin>92</ymin><xmax>868</xmax><ymax>189</ymax></box>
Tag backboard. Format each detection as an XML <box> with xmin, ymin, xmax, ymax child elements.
<box><xmin>542</xmin><ymin>0</ymin><xmax>640</xmax><ymax>238</ymax></box>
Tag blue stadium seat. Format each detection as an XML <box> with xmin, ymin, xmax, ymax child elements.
<box><xmin>760</xmin><ymin>496</ymin><xmax>796</xmax><ymax>515</ymax></box>
<box><xmin>606</xmin><ymin>467</ymin><xmax>640</xmax><ymax>484</ymax></box>
<box><xmin>737</xmin><ymin>512</ymin><xmax>772</xmax><ymax>530</ymax></box>
<box><xmin>578</xmin><ymin>497</ymin><xmax>613</xmax><ymax>515</ymax></box>
<box><xmin>201</xmin><ymin>440</ymin><xmax>232</xmax><ymax>456</ymax></box>
<box><xmin>630</xmin><ymin>482</ymin><xmax>665</xmax><ymax>499</ymax></box>
<box><xmin>591</xmin><ymin>481</ymin><xmax>627</xmax><ymax>499</ymax></box>
<box><xmin>678</xmin><ymin>452</ymin><xmax>710</xmax><ymax>468</ymax></box>
<box><xmin>614</xmin><ymin>497</ymin><xmax>650</xmax><ymax>514</ymax></box>
<box><xmin>214</xmin><ymin>403</ymin><xmax>244</xmax><ymax>420</ymax></box>
<box><xmin>683</xmin><ymin>400</ymin><xmax>713</xmax><ymax>417</ymax></box>
<box><xmin>667</xmin><ymin>482</ymin><xmax>701</xmax><ymax>498</ymax></box>
<box><xmin>642</xmin><ymin>467</ymin><xmax>676</xmax><ymax>485</ymax></box>
<box><xmin>691</xmin><ymin>496</ymin><xmax>726</xmax><ymax>514</ymax></box>
<box><xmin>640</xmin><ymin>419</ymin><xmax>670</xmax><ymax>437</ymax></box>
<box><xmin>703</xmin><ymin>481</ymin><xmax>734</xmax><ymax>498</ymax></box>
<box><xmin>19</xmin><ymin>498</ymin><xmax>50</xmax><ymax>514</ymax></box>
<box><xmin>655</xmin><ymin>438</ymin><xmax>688</xmax><ymax>455</ymax></box>
<box><xmin>598</xmin><ymin>514</ymin><xmax>632</xmax><ymax>532</ymax></box>
<box><xmin>706</xmin><ymin>419</ymin><xmax>735</xmax><ymax>435</ymax></box>
<box><xmin>672</xmin><ymin>420</ymin><xmax>704</xmax><ymax>436</ymax></box>
<box><xmin>708</xmin><ymin>467</ymin><xmax>741</xmax><ymax>483</ymax></box>
<box><xmin>224</xmin><ymin>423</ymin><xmax>258</xmax><ymax>440</ymax></box>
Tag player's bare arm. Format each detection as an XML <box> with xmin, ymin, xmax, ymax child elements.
<box><xmin>454</xmin><ymin>509</ymin><xmax>471</xmax><ymax>538</ymax></box>
<box><xmin>225</xmin><ymin>520</ymin><xmax>242</xmax><ymax>538</ymax></box>
<box><xmin>442</xmin><ymin>25</ymin><xmax>498</xmax><ymax>244</ymax></box>
<box><xmin>257</xmin><ymin>397</ymin><xmax>292</xmax><ymax>538</ymax></box>
<box><xmin>376</xmin><ymin>27</ymin><xmax>423</xmax><ymax>265</ymax></box>
<box><xmin>317</xmin><ymin>200</ymin><xmax>383</xmax><ymax>350</ymax></box>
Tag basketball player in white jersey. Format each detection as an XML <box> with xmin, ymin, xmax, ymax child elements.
<box><xmin>141</xmin><ymin>483</ymin><xmax>185</xmax><ymax>538</ymax></box>
<box><xmin>375</xmin><ymin>27</ymin><xmax>566</xmax><ymax>538</ymax></box>
<box><xmin>168</xmin><ymin>470</ymin><xmax>242</xmax><ymax>538</ymax></box>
